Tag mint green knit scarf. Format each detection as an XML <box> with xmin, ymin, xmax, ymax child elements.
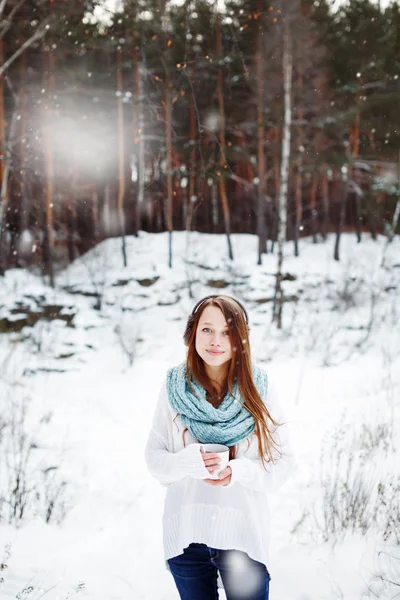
<box><xmin>166</xmin><ymin>361</ymin><xmax>268</xmax><ymax>447</ymax></box>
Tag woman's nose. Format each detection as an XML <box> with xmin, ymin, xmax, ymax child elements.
<box><xmin>210</xmin><ymin>333</ymin><xmax>222</xmax><ymax>345</ymax></box>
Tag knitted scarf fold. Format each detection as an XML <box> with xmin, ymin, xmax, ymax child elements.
<box><xmin>166</xmin><ymin>361</ymin><xmax>268</xmax><ymax>447</ymax></box>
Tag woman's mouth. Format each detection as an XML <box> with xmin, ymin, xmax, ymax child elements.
<box><xmin>206</xmin><ymin>350</ymin><xmax>224</xmax><ymax>356</ymax></box>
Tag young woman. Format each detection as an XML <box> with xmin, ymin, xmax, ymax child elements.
<box><xmin>145</xmin><ymin>294</ymin><xmax>294</xmax><ymax>600</ymax></box>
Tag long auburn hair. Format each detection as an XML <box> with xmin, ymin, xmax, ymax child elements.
<box><xmin>179</xmin><ymin>295</ymin><xmax>282</xmax><ymax>470</ymax></box>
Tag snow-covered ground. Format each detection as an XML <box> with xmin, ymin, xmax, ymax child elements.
<box><xmin>0</xmin><ymin>231</ymin><xmax>399</xmax><ymax>599</ymax></box>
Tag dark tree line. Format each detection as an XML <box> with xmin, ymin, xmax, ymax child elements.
<box><xmin>0</xmin><ymin>0</ymin><xmax>399</xmax><ymax>279</ymax></box>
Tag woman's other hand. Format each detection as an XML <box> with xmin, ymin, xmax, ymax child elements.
<box><xmin>200</xmin><ymin>447</ymin><xmax>221</xmax><ymax>475</ymax></box>
<box><xmin>203</xmin><ymin>466</ymin><xmax>232</xmax><ymax>487</ymax></box>
<box><xmin>200</xmin><ymin>446</ymin><xmax>232</xmax><ymax>486</ymax></box>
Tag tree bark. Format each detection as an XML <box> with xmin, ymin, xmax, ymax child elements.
<box><xmin>186</xmin><ymin>66</ymin><xmax>197</xmax><ymax>233</ymax></box>
<box><xmin>334</xmin><ymin>174</ymin><xmax>348</xmax><ymax>261</ymax></box>
<box><xmin>351</xmin><ymin>90</ymin><xmax>362</xmax><ymax>243</ymax></box>
<box><xmin>18</xmin><ymin>52</ymin><xmax>29</xmax><ymax>255</ymax></box>
<box><xmin>271</xmin><ymin>127</ymin><xmax>280</xmax><ymax>253</ymax></box>
<box><xmin>320</xmin><ymin>169</ymin><xmax>329</xmax><ymax>241</ymax></box>
<box><xmin>132</xmin><ymin>27</ymin><xmax>144</xmax><ymax>237</ymax></box>
<box><xmin>92</xmin><ymin>188</ymin><xmax>99</xmax><ymax>242</ymax></box>
<box><xmin>273</xmin><ymin>18</ymin><xmax>292</xmax><ymax>329</ymax></box>
<box><xmin>0</xmin><ymin>39</ymin><xmax>6</xmax><ymax>274</ymax></box>
<box><xmin>256</xmin><ymin>1</ymin><xmax>267</xmax><ymax>264</ymax></box>
<box><xmin>117</xmin><ymin>48</ymin><xmax>127</xmax><ymax>267</ymax></box>
<box><xmin>294</xmin><ymin>74</ymin><xmax>303</xmax><ymax>257</ymax></box>
<box><xmin>309</xmin><ymin>172</ymin><xmax>318</xmax><ymax>243</ymax></box>
<box><xmin>216</xmin><ymin>12</ymin><xmax>233</xmax><ymax>260</ymax></box>
<box><xmin>353</xmin><ymin>167</ymin><xmax>362</xmax><ymax>243</ymax></box>
<box><xmin>164</xmin><ymin>83</ymin><xmax>173</xmax><ymax>268</ymax></box>
<box><xmin>43</xmin><ymin>49</ymin><xmax>55</xmax><ymax>287</ymax></box>
<box><xmin>388</xmin><ymin>149</ymin><xmax>400</xmax><ymax>242</ymax></box>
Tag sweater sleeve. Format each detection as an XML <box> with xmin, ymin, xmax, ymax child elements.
<box><xmin>144</xmin><ymin>379</ymin><xmax>210</xmax><ymax>486</ymax></box>
<box><xmin>224</xmin><ymin>381</ymin><xmax>295</xmax><ymax>493</ymax></box>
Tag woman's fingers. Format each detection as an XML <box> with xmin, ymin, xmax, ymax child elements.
<box><xmin>204</xmin><ymin>458</ymin><xmax>220</xmax><ymax>467</ymax></box>
<box><xmin>203</xmin><ymin>467</ymin><xmax>232</xmax><ymax>487</ymax></box>
<box><xmin>201</xmin><ymin>452</ymin><xmax>221</xmax><ymax>472</ymax></box>
<box><xmin>201</xmin><ymin>452</ymin><xmax>220</xmax><ymax>461</ymax></box>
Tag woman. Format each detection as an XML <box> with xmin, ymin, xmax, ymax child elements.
<box><xmin>145</xmin><ymin>294</ymin><xmax>294</xmax><ymax>600</ymax></box>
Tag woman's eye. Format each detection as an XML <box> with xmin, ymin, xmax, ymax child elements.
<box><xmin>202</xmin><ymin>328</ymin><xmax>211</xmax><ymax>333</ymax></box>
<box><xmin>223</xmin><ymin>331</ymin><xmax>230</xmax><ymax>336</ymax></box>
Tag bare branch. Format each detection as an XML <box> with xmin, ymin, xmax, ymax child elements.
<box><xmin>228</xmin><ymin>172</ymin><xmax>254</xmax><ymax>191</ymax></box>
<box><xmin>0</xmin><ymin>0</ymin><xmax>8</xmax><ymax>21</ymax></box>
<box><xmin>0</xmin><ymin>0</ymin><xmax>26</xmax><ymax>41</ymax></box>
<box><xmin>0</xmin><ymin>18</ymin><xmax>51</xmax><ymax>77</ymax></box>
<box><xmin>348</xmin><ymin>179</ymin><xmax>364</xmax><ymax>198</ymax></box>
<box><xmin>5</xmin><ymin>73</ymin><xmax>17</xmax><ymax>101</ymax></box>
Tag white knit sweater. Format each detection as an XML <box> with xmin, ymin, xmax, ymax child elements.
<box><xmin>145</xmin><ymin>370</ymin><xmax>294</xmax><ymax>586</ymax></box>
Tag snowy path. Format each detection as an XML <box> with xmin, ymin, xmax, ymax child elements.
<box><xmin>1</xmin><ymin>233</ymin><xmax>399</xmax><ymax>599</ymax></box>
<box><xmin>3</xmin><ymin>345</ymin><xmax>395</xmax><ymax>599</ymax></box>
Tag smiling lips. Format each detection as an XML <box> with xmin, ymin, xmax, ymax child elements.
<box><xmin>206</xmin><ymin>350</ymin><xmax>224</xmax><ymax>355</ymax></box>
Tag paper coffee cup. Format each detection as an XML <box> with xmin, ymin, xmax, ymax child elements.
<box><xmin>201</xmin><ymin>443</ymin><xmax>230</xmax><ymax>480</ymax></box>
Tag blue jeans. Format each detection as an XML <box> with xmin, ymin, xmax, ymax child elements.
<box><xmin>167</xmin><ymin>543</ymin><xmax>270</xmax><ymax>600</ymax></box>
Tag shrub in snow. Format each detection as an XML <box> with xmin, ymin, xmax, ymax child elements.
<box><xmin>331</xmin><ymin>273</ymin><xmax>365</xmax><ymax>312</ymax></box>
<box><xmin>364</xmin><ymin>549</ymin><xmax>400</xmax><ymax>599</ymax></box>
<box><xmin>0</xmin><ymin>392</ymin><xmax>69</xmax><ymax>526</ymax></box>
<box><xmin>0</xmin><ymin>542</ymin><xmax>86</xmax><ymax>599</ymax></box>
<box><xmin>315</xmin><ymin>422</ymin><xmax>399</xmax><ymax>545</ymax></box>
<box><xmin>114</xmin><ymin>313</ymin><xmax>141</xmax><ymax>368</ymax></box>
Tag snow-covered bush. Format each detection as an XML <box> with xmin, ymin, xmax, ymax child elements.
<box><xmin>315</xmin><ymin>423</ymin><xmax>399</xmax><ymax>545</ymax></box>
<box><xmin>331</xmin><ymin>272</ymin><xmax>365</xmax><ymax>312</ymax></box>
<box><xmin>0</xmin><ymin>390</ymin><xmax>69</xmax><ymax>525</ymax></box>
<box><xmin>363</xmin><ymin>549</ymin><xmax>400</xmax><ymax>599</ymax></box>
<box><xmin>114</xmin><ymin>313</ymin><xmax>141</xmax><ymax>368</ymax></box>
<box><xmin>0</xmin><ymin>542</ymin><xmax>86</xmax><ymax>599</ymax></box>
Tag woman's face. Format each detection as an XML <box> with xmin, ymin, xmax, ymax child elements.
<box><xmin>195</xmin><ymin>305</ymin><xmax>232</xmax><ymax>369</ymax></box>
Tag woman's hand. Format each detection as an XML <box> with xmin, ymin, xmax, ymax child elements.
<box><xmin>200</xmin><ymin>447</ymin><xmax>221</xmax><ymax>475</ymax></box>
<box><xmin>200</xmin><ymin>446</ymin><xmax>232</xmax><ymax>486</ymax></box>
<box><xmin>203</xmin><ymin>466</ymin><xmax>232</xmax><ymax>487</ymax></box>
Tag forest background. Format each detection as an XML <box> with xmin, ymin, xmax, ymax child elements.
<box><xmin>0</xmin><ymin>0</ymin><xmax>399</xmax><ymax>283</ymax></box>
<box><xmin>1</xmin><ymin>3</ymin><xmax>400</xmax><ymax>596</ymax></box>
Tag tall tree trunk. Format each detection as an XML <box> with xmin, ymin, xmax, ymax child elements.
<box><xmin>320</xmin><ymin>169</ymin><xmax>329</xmax><ymax>241</ymax></box>
<box><xmin>67</xmin><ymin>198</ymin><xmax>78</xmax><ymax>263</ymax></box>
<box><xmin>256</xmin><ymin>2</ymin><xmax>267</xmax><ymax>264</ymax></box>
<box><xmin>216</xmin><ymin>12</ymin><xmax>233</xmax><ymax>260</ymax></box>
<box><xmin>0</xmin><ymin>39</ymin><xmax>7</xmax><ymax>274</ymax></box>
<box><xmin>43</xmin><ymin>49</ymin><xmax>55</xmax><ymax>287</ymax></box>
<box><xmin>132</xmin><ymin>30</ymin><xmax>144</xmax><ymax>237</ymax></box>
<box><xmin>92</xmin><ymin>187</ymin><xmax>99</xmax><ymax>242</ymax></box>
<box><xmin>102</xmin><ymin>184</ymin><xmax>111</xmax><ymax>237</ymax></box>
<box><xmin>309</xmin><ymin>173</ymin><xmax>318</xmax><ymax>243</ymax></box>
<box><xmin>273</xmin><ymin>18</ymin><xmax>292</xmax><ymax>329</ymax></box>
<box><xmin>211</xmin><ymin>183</ymin><xmax>218</xmax><ymax>231</ymax></box>
<box><xmin>334</xmin><ymin>173</ymin><xmax>348</xmax><ymax>261</ymax></box>
<box><xmin>294</xmin><ymin>73</ymin><xmax>303</xmax><ymax>257</ymax></box>
<box><xmin>117</xmin><ymin>48</ymin><xmax>127</xmax><ymax>267</ymax></box>
<box><xmin>0</xmin><ymin>40</ymin><xmax>5</xmax><ymax>191</ymax></box>
<box><xmin>67</xmin><ymin>154</ymin><xmax>78</xmax><ymax>263</ymax></box>
<box><xmin>186</xmin><ymin>66</ymin><xmax>197</xmax><ymax>233</ymax></box>
<box><xmin>353</xmin><ymin>165</ymin><xmax>362</xmax><ymax>243</ymax></box>
<box><xmin>352</xmin><ymin>89</ymin><xmax>362</xmax><ymax>243</ymax></box>
<box><xmin>271</xmin><ymin>127</ymin><xmax>280</xmax><ymax>253</ymax></box>
<box><xmin>368</xmin><ymin>190</ymin><xmax>378</xmax><ymax>240</ymax></box>
<box><xmin>159</xmin><ymin>0</ymin><xmax>174</xmax><ymax>268</ymax></box>
<box><xmin>388</xmin><ymin>149</ymin><xmax>400</xmax><ymax>242</ymax></box>
<box><xmin>164</xmin><ymin>83</ymin><xmax>173</xmax><ymax>268</ymax></box>
<box><xmin>352</xmin><ymin>108</ymin><xmax>360</xmax><ymax>159</ymax></box>
<box><xmin>18</xmin><ymin>51</ymin><xmax>29</xmax><ymax>262</ymax></box>
<box><xmin>310</xmin><ymin>130</ymin><xmax>323</xmax><ymax>243</ymax></box>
